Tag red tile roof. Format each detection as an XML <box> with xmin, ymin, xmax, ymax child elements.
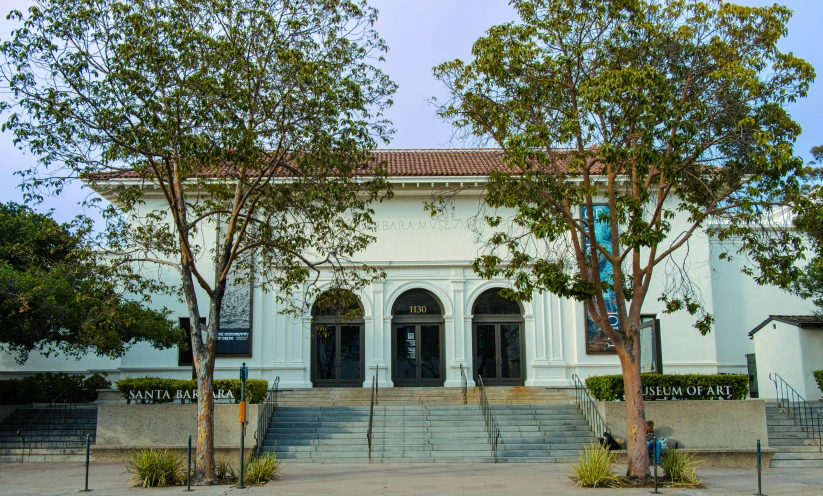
<box><xmin>371</xmin><ymin>149</ymin><xmax>509</xmax><ymax>176</ymax></box>
<box><xmin>89</xmin><ymin>149</ymin><xmax>576</xmax><ymax>180</ymax></box>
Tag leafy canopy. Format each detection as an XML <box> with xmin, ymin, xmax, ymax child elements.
<box><xmin>0</xmin><ymin>202</ymin><xmax>180</xmax><ymax>363</ymax></box>
<box><xmin>432</xmin><ymin>0</ymin><xmax>815</xmax><ymax>338</ymax></box>
<box><xmin>792</xmin><ymin>146</ymin><xmax>823</xmax><ymax>312</ymax></box>
<box><xmin>0</xmin><ymin>0</ymin><xmax>397</xmax><ymax>319</ymax></box>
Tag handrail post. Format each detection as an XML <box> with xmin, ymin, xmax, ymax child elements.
<box><xmin>367</xmin><ymin>374</ymin><xmax>376</xmax><ymax>463</ymax></box>
<box><xmin>769</xmin><ymin>373</ymin><xmax>822</xmax><ymax>447</ymax></box>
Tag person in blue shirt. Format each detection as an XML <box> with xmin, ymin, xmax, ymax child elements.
<box><xmin>646</xmin><ymin>420</ymin><xmax>663</xmax><ymax>465</ymax></box>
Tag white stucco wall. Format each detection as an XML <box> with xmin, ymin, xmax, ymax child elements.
<box><xmin>710</xmin><ymin>244</ymin><xmax>816</xmax><ymax>376</ymax></box>
<box><xmin>799</xmin><ymin>327</ymin><xmax>823</xmax><ymax>401</ymax></box>
<box><xmin>0</xmin><ymin>182</ymin><xmax>814</xmax><ymax>389</ymax></box>
<box><xmin>753</xmin><ymin>321</ymin><xmax>805</xmax><ymax>399</ymax></box>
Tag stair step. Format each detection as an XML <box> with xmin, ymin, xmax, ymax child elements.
<box><xmin>770</xmin><ymin>459</ymin><xmax>823</xmax><ymax>468</ymax></box>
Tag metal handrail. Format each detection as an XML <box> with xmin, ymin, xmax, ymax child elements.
<box><xmin>17</xmin><ymin>384</ymin><xmax>79</xmax><ymax>462</ymax></box>
<box><xmin>477</xmin><ymin>375</ymin><xmax>500</xmax><ymax>463</ymax></box>
<box><xmin>571</xmin><ymin>374</ymin><xmax>608</xmax><ymax>439</ymax></box>
<box><xmin>366</xmin><ymin>369</ymin><xmax>378</xmax><ymax>463</ymax></box>
<box><xmin>254</xmin><ymin>376</ymin><xmax>280</xmax><ymax>456</ymax></box>
<box><xmin>460</xmin><ymin>364</ymin><xmax>467</xmax><ymax>405</ymax></box>
<box><xmin>769</xmin><ymin>373</ymin><xmax>822</xmax><ymax>446</ymax></box>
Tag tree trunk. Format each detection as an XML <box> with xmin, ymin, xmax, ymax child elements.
<box><xmin>194</xmin><ymin>352</ymin><xmax>216</xmax><ymax>484</ymax></box>
<box><xmin>617</xmin><ymin>338</ymin><xmax>649</xmax><ymax>478</ymax></box>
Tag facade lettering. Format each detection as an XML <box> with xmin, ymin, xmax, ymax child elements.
<box><xmin>128</xmin><ymin>389</ymin><xmax>235</xmax><ymax>402</ymax></box>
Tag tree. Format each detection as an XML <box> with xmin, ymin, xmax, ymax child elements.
<box><xmin>432</xmin><ymin>0</ymin><xmax>814</xmax><ymax>477</ymax></box>
<box><xmin>1</xmin><ymin>0</ymin><xmax>395</xmax><ymax>483</ymax></box>
<box><xmin>0</xmin><ymin>202</ymin><xmax>179</xmax><ymax>362</ymax></box>
<box><xmin>793</xmin><ymin>146</ymin><xmax>823</xmax><ymax>312</ymax></box>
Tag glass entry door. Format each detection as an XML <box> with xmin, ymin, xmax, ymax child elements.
<box><xmin>473</xmin><ymin>323</ymin><xmax>523</xmax><ymax>386</ymax></box>
<box><xmin>313</xmin><ymin>325</ymin><xmax>363</xmax><ymax>387</ymax></box>
<box><xmin>394</xmin><ymin>324</ymin><xmax>443</xmax><ymax>387</ymax></box>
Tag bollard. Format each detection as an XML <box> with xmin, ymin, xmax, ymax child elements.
<box><xmin>185</xmin><ymin>434</ymin><xmax>193</xmax><ymax>492</ymax></box>
<box><xmin>650</xmin><ymin>442</ymin><xmax>661</xmax><ymax>494</ymax></box>
<box><xmin>238</xmin><ymin>362</ymin><xmax>248</xmax><ymax>490</ymax></box>
<box><xmin>80</xmin><ymin>434</ymin><xmax>91</xmax><ymax>492</ymax></box>
<box><xmin>754</xmin><ymin>439</ymin><xmax>764</xmax><ymax>495</ymax></box>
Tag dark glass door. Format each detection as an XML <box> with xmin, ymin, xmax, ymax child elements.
<box><xmin>473</xmin><ymin>323</ymin><xmax>523</xmax><ymax>386</ymax></box>
<box><xmin>313</xmin><ymin>325</ymin><xmax>363</xmax><ymax>387</ymax></box>
<box><xmin>394</xmin><ymin>324</ymin><xmax>443</xmax><ymax>387</ymax></box>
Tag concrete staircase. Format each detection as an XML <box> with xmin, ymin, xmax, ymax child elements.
<box><xmin>493</xmin><ymin>404</ymin><xmax>596</xmax><ymax>462</ymax></box>
<box><xmin>274</xmin><ymin>386</ymin><xmax>576</xmax><ymax>406</ymax></box>
<box><xmin>0</xmin><ymin>405</ymin><xmax>97</xmax><ymax>462</ymax></box>
<box><xmin>262</xmin><ymin>387</ymin><xmax>595</xmax><ymax>463</ymax></box>
<box><xmin>766</xmin><ymin>401</ymin><xmax>823</xmax><ymax>468</ymax></box>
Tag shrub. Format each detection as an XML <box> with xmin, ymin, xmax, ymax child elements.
<box><xmin>243</xmin><ymin>452</ymin><xmax>280</xmax><ymax>485</ymax></box>
<box><xmin>116</xmin><ymin>377</ymin><xmax>268</xmax><ymax>403</ymax></box>
<box><xmin>814</xmin><ymin>370</ymin><xmax>823</xmax><ymax>393</ymax></box>
<box><xmin>569</xmin><ymin>444</ymin><xmax>620</xmax><ymax>488</ymax></box>
<box><xmin>585</xmin><ymin>374</ymin><xmax>749</xmax><ymax>401</ymax></box>
<box><xmin>660</xmin><ymin>449</ymin><xmax>700</xmax><ymax>486</ymax></box>
<box><xmin>215</xmin><ymin>456</ymin><xmax>238</xmax><ymax>483</ymax></box>
<box><xmin>126</xmin><ymin>449</ymin><xmax>184</xmax><ymax>488</ymax></box>
<box><xmin>0</xmin><ymin>372</ymin><xmax>110</xmax><ymax>404</ymax></box>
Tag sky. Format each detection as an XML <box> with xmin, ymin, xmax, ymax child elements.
<box><xmin>0</xmin><ymin>0</ymin><xmax>820</xmax><ymax>224</ymax></box>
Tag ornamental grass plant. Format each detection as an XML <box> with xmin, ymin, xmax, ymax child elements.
<box><xmin>660</xmin><ymin>449</ymin><xmax>701</xmax><ymax>486</ymax></box>
<box><xmin>569</xmin><ymin>443</ymin><xmax>621</xmax><ymax>488</ymax></box>
<box><xmin>215</xmin><ymin>455</ymin><xmax>238</xmax><ymax>483</ymax></box>
<box><xmin>243</xmin><ymin>452</ymin><xmax>281</xmax><ymax>485</ymax></box>
<box><xmin>126</xmin><ymin>449</ymin><xmax>184</xmax><ymax>488</ymax></box>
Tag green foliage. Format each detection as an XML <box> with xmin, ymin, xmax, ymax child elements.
<box><xmin>116</xmin><ymin>377</ymin><xmax>268</xmax><ymax>404</ymax></box>
<box><xmin>814</xmin><ymin>370</ymin><xmax>823</xmax><ymax>393</ymax></box>
<box><xmin>0</xmin><ymin>203</ymin><xmax>181</xmax><ymax>363</ymax></box>
<box><xmin>661</xmin><ymin>450</ymin><xmax>700</xmax><ymax>486</ymax></box>
<box><xmin>432</xmin><ymin>0</ymin><xmax>814</xmax><ymax>341</ymax></box>
<box><xmin>1</xmin><ymin>0</ymin><xmax>396</xmax><ymax>476</ymax></box>
<box><xmin>243</xmin><ymin>452</ymin><xmax>280</xmax><ymax>485</ymax></box>
<box><xmin>126</xmin><ymin>449</ymin><xmax>184</xmax><ymax>488</ymax></box>
<box><xmin>215</xmin><ymin>456</ymin><xmax>238</xmax><ymax>483</ymax></box>
<box><xmin>585</xmin><ymin>374</ymin><xmax>748</xmax><ymax>401</ymax></box>
<box><xmin>0</xmin><ymin>372</ymin><xmax>110</xmax><ymax>404</ymax></box>
<box><xmin>792</xmin><ymin>146</ymin><xmax>823</xmax><ymax>312</ymax></box>
<box><xmin>569</xmin><ymin>444</ymin><xmax>620</xmax><ymax>488</ymax></box>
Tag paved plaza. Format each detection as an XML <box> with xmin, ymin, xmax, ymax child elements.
<box><xmin>0</xmin><ymin>462</ymin><xmax>821</xmax><ymax>495</ymax></box>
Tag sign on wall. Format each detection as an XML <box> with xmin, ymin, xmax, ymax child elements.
<box><xmin>217</xmin><ymin>269</ymin><xmax>252</xmax><ymax>357</ymax></box>
<box><xmin>583</xmin><ymin>205</ymin><xmax>620</xmax><ymax>353</ymax></box>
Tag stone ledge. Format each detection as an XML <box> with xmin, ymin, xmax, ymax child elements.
<box><xmin>611</xmin><ymin>448</ymin><xmax>777</xmax><ymax>469</ymax></box>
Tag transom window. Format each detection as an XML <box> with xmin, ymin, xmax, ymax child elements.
<box><xmin>472</xmin><ymin>288</ymin><xmax>521</xmax><ymax>315</ymax></box>
<box><xmin>392</xmin><ymin>289</ymin><xmax>442</xmax><ymax>316</ymax></box>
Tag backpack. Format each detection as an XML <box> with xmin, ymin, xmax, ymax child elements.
<box><xmin>599</xmin><ymin>432</ymin><xmax>622</xmax><ymax>451</ymax></box>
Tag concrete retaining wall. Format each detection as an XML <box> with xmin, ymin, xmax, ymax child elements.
<box><xmin>0</xmin><ymin>405</ymin><xmax>20</xmax><ymax>423</ymax></box>
<box><xmin>596</xmin><ymin>400</ymin><xmax>769</xmax><ymax>449</ymax></box>
<box><xmin>95</xmin><ymin>404</ymin><xmax>261</xmax><ymax>449</ymax></box>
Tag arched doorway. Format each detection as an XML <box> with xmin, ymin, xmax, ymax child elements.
<box><xmin>391</xmin><ymin>289</ymin><xmax>445</xmax><ymax>387</ymax></box>
<box><xmin>472</xmin><ymin>288</ymin><xmax>525</xmax><ymax>386</ymax></box>
<box><xmin>311</xmin><ymin>290</ymin><xmax>364</xmax><ymax>387</ymax></box>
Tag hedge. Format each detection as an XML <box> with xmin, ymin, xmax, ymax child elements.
<box><xmin>585</xmin><ymin>374</ymin><xmax>749</xmax><ymax>401</ymax></box>
<box><xmin>116</xmin><ymin>377</ymin><xmax>268</xmax><ymax>404</ymax></box>
<box><xmin>814</xmin><ymin>370</ymin><xmax>823</xmax><ymax>394</ymax></box>
<box><xmin>0</xmin><ymin>372</ymin><xmax>111</xmax><ymax>404</ymax></box>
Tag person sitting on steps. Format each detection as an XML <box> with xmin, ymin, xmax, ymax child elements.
<box><xmin>646</xmin><ymin>420</ymin><xmax>663</xmax><ymax>465</ymax></box>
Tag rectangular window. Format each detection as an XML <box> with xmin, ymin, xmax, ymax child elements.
<box><xmin>640</xmin><ymin>315</ymin><xmax>662</xmax><ymax>373</ymax></box>
<box><xmin>177</xmin><ymin>317</ymin><xmax>204</xmax><ymax>366</ymax></box>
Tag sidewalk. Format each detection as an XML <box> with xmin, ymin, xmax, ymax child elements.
<box><xmin>0</xmin><ymin>462</ymin><xmax>821</xmax><ymax>495</ymax></box>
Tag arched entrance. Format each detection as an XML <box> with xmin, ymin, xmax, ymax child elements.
<box><xmin>311</xmin><ymin>290</ymin><xmax>364</xmax><ymax>387</ymax></box>
<box><xmin>472</xmin><ymin>288</ymin><xmax>525</xmax><ymax>386</ymax></box>
<box><xmin>391</xmin><ymin>289</ymin><xmax>445</xmax><ymax>387</ymax></box>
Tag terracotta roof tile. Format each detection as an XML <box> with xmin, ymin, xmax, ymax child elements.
<box><xmin>89</xmin><ymin>149</ymin><xmax>540</xmax><ymax>180</ymax></box>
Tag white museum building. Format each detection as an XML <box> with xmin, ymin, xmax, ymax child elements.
<box><xmin>1</xmin><ymin>150</ymin><xmax>819</xmax><ymax>398</ymax></box>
